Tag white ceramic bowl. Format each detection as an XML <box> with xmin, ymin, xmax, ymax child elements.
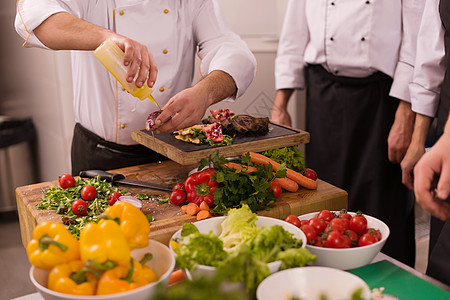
<box><xmin>256</xmin><ymin>266</ymin><xmax>371</xmax><ymax>300</ymax></box>
<box><xmin>298</xmin><ymin>211</ymin><xmax>390</xmax><ymax>270</ymax></box>
<box><xmin>170</xmin><ymin>216</ymin><xmax>307</xmax><ymax>279</ymax></box>
<box><xmin>30</xmin><ymin>239</ymin><xmax>175</xmax><ymax>300</ymax></box>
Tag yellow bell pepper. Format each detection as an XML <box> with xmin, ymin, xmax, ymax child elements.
<box><xmin>48</xmin><ymin>260</ymin><xmax>100</xmax><ymax>296</ymax></box>
<box><xmin>26</xmin><ymin>222</ymin><xmax>80</xmax><ymax>270</ymax></box>
<box><xmin>79</xmin><ymin>219</ymin><xmax>130</xmax><ymax>269</ymax></box>
<box><xmin>96</xmin><ymin>258</ymin><xmax>157</xmax><ymax>295</ymax></box>
<box><xmin>103</xmin><ymin>201</ymin><xmax>150</xmax><ymax>249</ymax></box>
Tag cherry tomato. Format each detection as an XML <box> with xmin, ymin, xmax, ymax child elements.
<box><xmin>344</xmin><ymin>229</ymin><xmax>359</xmax><ymax>247</ymax></box>
<box><xmin>308</xmin><ymin>217</ymin><xmax>327</xmax><ymax>234</ymax></box>
<box><xmin>108</xmin><ymin>192</ymin><xmax>122</xmax><ymax>206</ymax></box>
<box><xmin>284</xmin><ymin>215</ymin><xmax>302</xmax><ymax>228</ymax></box>
<box><xmin>59</xmin><ymin>174</ymin><xmax>76</xmax><ymax>189</ymax></box>
<box><xmin>350</xmin><ymin>214</ymin><xmax>368</xmax><ymax>235</ymax></box>
<box><xmin>317</xmin><ymin>210</ymin><xmax>334</xmax><ymax>222</ymax></box>
<box><xmin>304</xmin><ymin>168</ymin><xmax>318</xmax><ymax>181</ymax></box>
<box><xmin>81</xmin><ymin>185</ymin><xmax>96</xmax><ymax>201</ymax></box>
<box><xmin>367</xmin><ymin>228</ymin><xmax>382</xmax><ymax>241</ymax></box>
<box><xmin>300</xmin><ymin>219</ymin><xmax>309</xmax><ymax>226</ymax></box>
<box><xmin>312</xmin><ymin>235</ymin><xmax>324</xmax><ymax>247</ymax></box>
<box><xmin>300</xmin><ymin>224</ymin><xmax>317</xmax><ymax>244</ymax></box>
<box><xmin>324</xmin><ymin>231</ymin><xmax>350</xmax><ymax>248</ymax></box>
<box><xmin>173</xmin><ymin>183</ymin><xmax>185</xmax><ymax>191</ymax></box>
<box><xmin>71</xmin><ymin>199</ymin><xmax>88</xmax><ymax>215</ymax></box>
<box><xmin>337</xmin><ymin>212</ymin><xmax>352</xmax><ymax>221</ymax></box>
<box><xmin>327</xmin><ymin>217</ymin><xmax>349</xmax><ymax>233</ymax></box>
<box><xmin>358</xmin><ymin>232</ymin><xmax>378</xmax><ymax>247</ymax></box>
<box><xmin>268</xmin><ymin>180</ymin><xmax>282</xmax><ymax>198</ymax></box>
<box><xmin>170</xmin><ymin>189</ymin><xmax>187</xmax><ymax>206</ymax></box>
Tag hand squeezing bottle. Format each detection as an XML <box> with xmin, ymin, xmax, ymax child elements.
<box><xmin>93</xmin><ymin>39</ymin><xmax>160</xmax><ymax>109</ymax></box>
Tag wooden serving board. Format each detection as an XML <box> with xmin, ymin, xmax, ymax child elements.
<box><xmin>131</xmin><ymin>122</ymin><xmax>309</xmax><ymax>165</ymax></box>
<box><xmin>16</xmin><ymin>160</ymin><xmax>347</xmax><ymax>248</ymax></box>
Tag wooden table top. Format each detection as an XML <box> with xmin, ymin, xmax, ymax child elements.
<box><xmin>16</xmin><ymin>160</ymin><xmax>347</xmax><ymax>247</ymax></box>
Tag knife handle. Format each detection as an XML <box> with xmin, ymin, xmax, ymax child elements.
<box><xmin>79</xmin><ymin>170</ymin><xmax>125</xmax><ymax>182</ymax></box>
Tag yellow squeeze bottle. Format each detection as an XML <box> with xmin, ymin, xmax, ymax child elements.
<box><xmin>93</xmin><ymin>39</ymin><xmax>160</xmax><ymax>109</ymax></box>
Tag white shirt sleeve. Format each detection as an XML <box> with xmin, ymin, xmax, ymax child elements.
<box><xmin>194</xmin><ymin>0</ymin><xmax>256</xmax><ymax>99</ymax></box>
<box><xmin>389</xmin><ymin>0</ymin><xmax>427</xmax><ymax>102</ymax></box>
<box><xmin>15</xmin><ymin>0</ymin><xmax>84</xmax><ymax>49</ymax></box>
<box><xmin>274</xmin><ymin>0</ymin><xmax>308</xmax><ymax>91</ymax></box>
<box><xmin>409</xmin><ymin>0</ymin><xmax>446</xmax><ymax>118</ymax></box>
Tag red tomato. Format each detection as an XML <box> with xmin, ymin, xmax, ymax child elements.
<box><xmin>173</xmin><ymin>183</ymin><xmax>185</xmax><ymax>191</ymax></box>
<box><xmin>170</xmin><ymin>189</ymin><xmax>187</xmax><ymax>206</ymax></box>
<box><xmin>300</xmin><ymin>224</ymin><xmax>317</xmax><ymax>244</ymax></box>
<box><xmin>350</xmin><ymin>214</ymin><xmax>368</xmax><ymax>235</ymax></box>
<box><xmin>304</xmin><ymin>168</ymin><xmax>318</xmax><ymax>181</ymax></box>
<box><xmin>327</xmin><ymin>217</ymin><xmax>350</xmax><ymax>233</ymax></box>
<box><xmin>268</xmin><ymin>180</ymin><xmax>282</xmax><ymax>198</ymax></box>
<box><xmin>317</xmin><ymin>210</ymin><xmax>334</xmax><ymax>222</ymax></box>
<box><xmin>308</xmin><ymin>217</ymin><xmax>327</xmax><ymax>234</ymax></box>
<box><xmin>367</xmin><ymin>228</ymin><xmax>382</xmax><ymax>241</ymax></box>
<box><xmin>59</xmin><ymin>174</ymin><xmax>76</xmax><ymax>189</ymax></box>
<box><xmin>284</xmin><ymin>215</ymin><xmax>302</xmax><ymax>228</ymax></box>
<box><xmin>108</xmin><ymin>192</ymin><xmax>122</xmax><ymax>206</ymax></box>
<box><xmin>324</xmin><ymin>231</ymin><xmax>351</xmax><ymax>248</ymax></box>
<box><xmin>358</xmin><ymin>233</ymin><xmax>378</xmax><ymax>247</ymax></box>
<box><xmin>312</xmin><ymin>235</ymin><xmax>324</xmax><ymax>247</ymax></box>
<box><xmin>71</xmin><ymin>199</ymin><xmax>87</xmax><ymax>215</ymax></box>
<box><xmin>81</xmin><ymin>185</ymin><xmax>96</xmax><ymax>201</ymax></box>
<box><xmin>300</xmin><ymin>219</ymin><xmax>309</xmax><ymax>226</ymax></box>
<box><xmin>336</xmin><ymin>210</ymin><xmax>352</xmax><ymax>221</ymax></box>
<box><xmin>344</xmin><ymin>229</ymin><xmax>359</xmax><ymax>247</ymax></box>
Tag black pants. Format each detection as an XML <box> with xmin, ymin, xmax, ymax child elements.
<box><xmin>71</xmin><ymin>123</ymin><xmax>167</xmax><ymax>176</ymax></box>
<box><xmin>305</xmin><ymin>65</ymin><xmax>416</xmax><ymax>267</ymax></box>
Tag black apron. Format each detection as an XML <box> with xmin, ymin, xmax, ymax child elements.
<box><xmin>71</xmin><ymin>123</ymin><xmax>167</xmax><ymax>176</ymax></box>
<box><xmin>305</xmin><ymin>65</ymin><xmax>416</xmax><ymax>267</ymax></box>
<box><xmin>426</xmin><ymin>0</ymin><xmax>450</xmax><ymax>286</ymax></box>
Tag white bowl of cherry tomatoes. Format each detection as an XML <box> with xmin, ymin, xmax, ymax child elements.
<box><xmin>284</xmin><ymin>210</ymin><xmax>389</xmax><ymax>270</ymax></box>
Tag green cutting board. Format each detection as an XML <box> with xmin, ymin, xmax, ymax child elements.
<box><xmin>348</xmin><ymin>260</ymin><xmax>450</xmax><ymax>299</ymax></box>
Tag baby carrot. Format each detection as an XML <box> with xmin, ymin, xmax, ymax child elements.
<box><xmin>196</xmin><ymin>209</ymin><xmax>211</xmax><ymax>221</ymax></box>
<box><xmin>168</xmin><ymin>269</ymin><xmax>185</xmax><ymax>285</ymax></box>
<box><xmin>245</xmin><ymin>151</ymin><xmax>318</xmax><ymax>190</ymax></box>
<box><xmin>185</xmin><ymin>202</ymin><xmax>200</xmax><ymax>216</ymax></box>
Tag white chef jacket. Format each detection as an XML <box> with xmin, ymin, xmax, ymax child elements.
<box><xmin>275</xmin><ymin>0</ymin><xmax>425</xmax><ymax>103</ymax></box>
<box><xmin>409</xmin><ymin>0</ymin><xmax>446</xmax><ymax>118</ymax></box>
<box><xmin>15</xmin><ymin>0</ymin><xmax>256</xmax><ymax>145</ymax></box>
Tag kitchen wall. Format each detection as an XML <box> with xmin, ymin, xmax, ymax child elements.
<box><xmin>1</xmin><ymin>0</ymin><xmax>304</xmax><ymax>188</ymax></box>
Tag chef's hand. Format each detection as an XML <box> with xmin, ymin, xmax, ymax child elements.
<box><xmin>271</xmin><ymin>89</ymin><xmax>294</xmax><ymax>126</ymax></box>
<box><xmin>400</xmin><ymin>113</ymin><xmax>433</xmax><ymax>190</ymax></box>
<box><xmin>110</xmin><ymin>36</ymin><xmax>158</xmax><ymax>89</ymax></box>
<box><xmin>387</xmin><ymin>101</ymin><xmax>414</xmax><ymax>164</ymax></box>
<box><xmin>414</xmin><ymin>132</ymin><xmax>450</xmax><ymax>221</ymax></box>
<box><xmin>153</xmin><ymin>70</ymin><xmax>237</xmax><ymax>133</ymax></box>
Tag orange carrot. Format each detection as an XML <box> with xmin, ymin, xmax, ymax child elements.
<box><xmin>223</xmin><ymin>162</ymin><xmax>257</xmax><ymax>173</ymax></box>
<box><xmin>196</xmin><ymin>209</ymin><xmax>211</xmax><ymax>221</ymax></box>
<box><xmin>199</xmin><ymin>201</ymin><xmax>209</xmax><ymax>211</ymax></box>
<box><xmin>244</xmin><ymin>151</ymin><xmax>318</xmax><ymax>190</ymax></box>
<box><xmin>168</xmin><ymin>269</ymin><xmax>185</xmax><ymax>285</ymax></box>
<box><xmin>273</xmin><ymin>177</ymin><xmax>299</xmax><ymax>193</ymax></box>
<box><xmin>180</xmin><ymin>204</ymin><xmax>188</xmax><ymax>214</ymax></box>
<box><xmin>185</xmin><ymin>202</ymin><xmax>200</xmax><ymax>216</ymax></box>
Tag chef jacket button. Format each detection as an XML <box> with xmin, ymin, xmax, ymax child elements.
<box><xmin>366</xmin><ymin>0</ymin><xmax>370</xmax><ymax>3</ymax></box>
<box><xmin>159</xmin><ymin>87</ymin><xmax>165</xmax><ymax>92</ymax></box>
<box><xmin>361</xmin><ymin>37</ymin><xmax>366</xmax><ymax>41</ymax></box>
<box><xmin>120</xmin><ymin>124</ymin><xmax>125</xmax><ymax>129</ymax></box>
<box><xmin>164</xmin><ymin>9</ymin><xmax>169</xmax><ymax>14</ymax></box>
<box><xmin>119</xmin><ymin>10</ymin><xmax>124</xmax><ymax>16</ymax></box>
<box><xmin>334</xmin><ymin>70</ymin><xmax>339</xmax><ymax>74</ymax></box>
<box><xmin>330</xmin><ymin>37</ymin><xmax>334</xmax><ymax>41</ymax></box>
<box><xmin>121</xmin><ymin>86</ymin><xmax>126</xmax><ymax>91</ymax></box>
<box><xmin>163</xmin><ymin>49</ymin><xmax>168</xmax><ymax>54</ymax></box>
<box><xmin>331</xmin><ymin>2</ymin><xmax>335</xmax><ymax>5</ymax></box>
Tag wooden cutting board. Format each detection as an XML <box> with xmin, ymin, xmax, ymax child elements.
<box><xmin>16</xmin><ymin>160</ymin><xmax>347</xmax><ymax>248</ymax></box>
<box><xmin>131</xmin><ymin>122</ymin><xmax>309</xmax><ymax>165</ymax></box>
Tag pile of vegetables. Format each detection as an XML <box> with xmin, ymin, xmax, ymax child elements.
<box><xmin>172</xmin><ymin>205</ymin><xmax>316</xmax><ymax>296</ymax></box>
<box><xmin>36</xmin><ymin>174</ymin><xmax>156</xmax><ymax>237</ymax></box>
<box><xmin>27</xmin><ymin>202</ymin><xmax>158</xmax><ymax>296</ymax></box>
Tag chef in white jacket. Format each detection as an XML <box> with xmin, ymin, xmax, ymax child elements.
<box><xmin>271</xmin><ymin>0</ymin><xmax>425</xmax><ymax>267</ymax></box>
<box><xmin>15</xmin><ymin>0</ymin><xmax>256</xmax><ymax>175</ymax></box>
